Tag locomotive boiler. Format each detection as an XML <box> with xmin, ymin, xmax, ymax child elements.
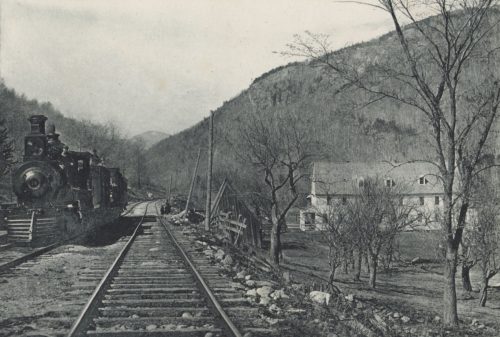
<box><xmin>5</xmin><ymin>115</ymin><xmax>128</xmax><ymax>246</ymax></box>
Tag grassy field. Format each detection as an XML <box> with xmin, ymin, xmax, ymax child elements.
<box><xmin>279</xmin><ymin>230</ymin><xmax>500</xmax><ymax>335</ymax></box>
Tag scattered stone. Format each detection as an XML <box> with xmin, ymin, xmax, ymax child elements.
<box><xmin>270</xmin><ymin>289</ymin><xmax>289</xmax><ymax>300</ymax></box>
<box><xmin>471</xmin><ymin>319</ymin><xmax>479</xmax><ymax>326</ymax></box>
<box><xmin>246</xmin><ymin>289</ymin><xmax>258</xmax><ymax>297</ymax></box>
<box><xmin>256</xmin><ymin>286</ymin><xmax>273</xmax><ymax>298</ymax></box>
<box><xmin>203</xmin><ymin>249</ymin><xmax>214</xmax><ymax>258</ymax></box>
<box><xmin>268</xmin><ymin>304</ymin><xmax>281</xmax><ymax>314</ymax></box>
<box><xmin>146</xmin><ymin>324</ymin><xmax>157</xmax><ymax>331</ymax></box>
<box><xmin>245</xmin><ymin>275</ymin><xmax>252</xmax><ymax>280</ymax></box>
<box><xmin>393</xmin><ymin>312</ymin><xmax>401</xmax><ymax>318</ymax></box>
<box><xmin>215</xmin><ymin>249</ymin><xmax>225</xmax><ymax>260</ymax></box>
<box><xmin>204</xmin><ymin>333</ymin><xmax>214</xmax><ymax>337</ymax></box>
<box><xmin>309</xmin><ymin>291</ymin><xmax>331</xmax><ymax>305</ymax></box>
<box><xmin>131</xmin><ymin>314</ymin><xmax>139</xmax><ymax>319</ymax></box>
<box><xmin>345</xmin><ymin>294</ymin><xmax>355</xmax><ymax>302</ymax></box>
<box><xmin>222</xmin><ymin>255</ymin><xmax>233</xmax><ymax>266</ymax></box>
<box><xmin>356</xmin><ymin>302</ymin><xmax>364</xmax><ymax>309</ymax></box>
<box><xmin>182</xmin><ymin>312</ymin><xmax>193</xmax><ymax>319</ymax></box>
<box><xmin>235</xmin><ymin>270</ymin><xmax>247</xmax><ymax>279</ymax></box>
<box><xmin>259</xmin><ymin>296</ymin><xmax>271</xmax><ymax>305</ymax></box>
<box><xmin>246</xmin><ymin>280</ymin><xmax>256</xmax><ymax>287</ymax></box>
<box><xmin>401</xmin><ymin>316</ymin><xmax>410</xmax><ymax>323</ymax></box>
<box><xmin>433</xmin><ymin>316</ymin><xmax>441</xmax><ymax>323</ymax></box>
<box><xmin>373</xmin><ymin>314</ymin><xmax>387</xmax><ymax>327</ymax></box>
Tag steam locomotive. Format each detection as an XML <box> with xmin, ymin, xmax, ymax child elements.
<box><xmin>5</xmin><ymin>115</ymin><xmax>127</xmax><ymax>246</ymax></box>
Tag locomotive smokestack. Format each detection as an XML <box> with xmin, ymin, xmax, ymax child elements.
<box><xmin>28</xmin><ymin>115</ymin><xmax>48</xmax><ymax>134</ymax></box>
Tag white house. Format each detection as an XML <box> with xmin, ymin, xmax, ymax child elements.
<box><xmin>300</xmin><ymin>161</ymin><xmax>444</xmax><ymax>230</ymax></box>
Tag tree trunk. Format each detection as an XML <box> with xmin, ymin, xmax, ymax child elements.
<box><xmin>443</xmin><ymin>244</ymin><xmax>459</xmax><ymax>327</ymax></box>
<box><xmin>354</xmin><ymin>250</ymin><xmax>362</xmax><ymax>281</ymax></box>
<box><xmin>368</xmin><ymin>253</ymin><xmax>378</xmax><ymax>288</ymax></box>
<box><xmin>479</xmin><ymin>277</ymin><xmax>489</xmax><ymax>307</ymax></box>
<box><xmin>461</xmin><ymin>264</ymin><xmax>472</xmax><ymax>292</ymax></box>
<box><xmin>270</xmin><ymin>221</ymin><xmax>281</xmax><ymax>265</ymax></box>
<box><xmin>328</xmin><ymin>266</ymin><xmax>336</xmax><ymax>286</ymax></box>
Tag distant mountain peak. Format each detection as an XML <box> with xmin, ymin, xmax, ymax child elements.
<box><xmin>131</xmin><ymin>130</ymin><xmax>169</xmax><ymax>149</ymax></box>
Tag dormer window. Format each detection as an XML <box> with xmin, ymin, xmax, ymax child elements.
<box><xmin>419</xmin><ymin>176</ymin><xmax>429</xmax><ymax>185</ymax></box>
<box><xmin>386</xmin><ymin>179</ymin><xmax>395</xmax><ymax>187</ymax></box>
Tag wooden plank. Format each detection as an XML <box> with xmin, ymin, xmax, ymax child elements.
<box><xmin>225</xmin><ymin>219</ymin><xmax>247</xmax><ymax>228</ymax></box>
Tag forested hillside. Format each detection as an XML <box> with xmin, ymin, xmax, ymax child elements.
<box><xmin>0</xmin><ymin>83</ymin><xmax>150</xmax><ymax>201</ymax></box>
<box><xmin>145</xmin><ymin>9</ymin><xmax>500</xmax><ymax>213</ymax></box>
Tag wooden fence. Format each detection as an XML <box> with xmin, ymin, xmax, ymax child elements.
<box><xmin>211</xmin><ymin>179</ymin><xmax>262</xmax><ymax>248</ymax></box>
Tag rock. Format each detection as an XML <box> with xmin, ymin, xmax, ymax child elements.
<box><xmin>246</xmin><ymin>280</ymin><xmax>256</xmax><ymax>287</ymax></box>
<box><xmin>131</xmin><ymin>314</ymin><xmax>139</xmax><ymax>319</ymax></box>
<box><xmin>393</xmin><ymin>312</ymin><xmax>401</xmax><ymax>318</ymax></box>
<box><xmin>245</xmin><ymin>275</ymin><xmax>252</xmax><ymax>280</ymax></box>
<box><xmin>309</xmin><ymin>291</ymin><xmax>331</xmax><ymax>305</ymax></box>
<box><xmin>270</xmin><ymin>289</ymin><xmax>289</xmax><ymax>300</ymax></box>
<box><xmin>433</xmin><ymin>316</ymin><xmax>441</xmax><ymax>323</ymax></box>
<box><xmin>268</xmin><ymin>304</ymin><xmax>281</xmax><ymax>314</ymax></box>
<box><xmin>345</xmin><ymin>294</ymin><xmax>355</xmax><ymax>302</ymax></box>
<box><xmin>146</xmin><ymin>324</ymin><xmax>157</xmax><ymax>331</ymax></box>
<box><xmin>401</xmin><ymin>316</ymin><xmax>410</xmax><ymax>323</ymax></box>
<box><xmin>373</xmin><ymin>314</ymin><xmax>387</xmax><ymax>327</ymax></box>
<box><xmin>215</xmin><ymin>249</ymin><xmax>225</xmax><ymax>260</ymax></box>
<box><xmin>204</xmin><ymin>333</ymin><xmax>214</xmax><ymax>337</ymax></box>
<box><xmin>182</xmin><ymin>312</ymin><xmax>193</xmax><ymax>319</ymax></box>
<box><xmin>203</xmin><ymin>249</ymin><xmax>214</xmax><ymax>257</ymax></box>
<box><xmin>235</xmin><ymin>270</ymin><xmax>247</xmax><ymax>279</ymax></box>
<box><xmin>283</xmin><ymin>271</ymin><xmax>292</xmax><ymax>284</ymax></box>
<box><xmin>222</xmin><ymin>255</ymin><xmax>234</xmax><ymax>266</ymax></box>
<box><xmin>256</xmin><ymin>286</ymin><xmax>273</xmax><ymax>298</ymax></box>
<box><xmin>246</xmin><ymin>289</ymin><xmax>258</xmax><ymax>297</ymax></box>
<box><xmin>471</xmin><ymin>319</ymin><xmax>479</xmax><ymax>326</ymax></box>
<box><xmin>259</xmin><ymin>296</ymin><xmax>271</xmax><ymax>305</ymax></box>
<box><xmin>356</xmin><ymin>302</ymin><xmax>364</xmax><ymax>309</ymax></box>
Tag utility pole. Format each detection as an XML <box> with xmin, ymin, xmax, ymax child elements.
<box><xmin>204</xmin><ymin>111</ymin><xmax>214</xmax><ymax>231</ymax></box>
<box><xmin>168</xmin><ymin>175</ymin><xmax>172</xmax><ymax>202</ymax></box>
<box><xmin>184</xmin><ymin>148</ymin><xmax>201</xmax><ymax>217</ymax></box>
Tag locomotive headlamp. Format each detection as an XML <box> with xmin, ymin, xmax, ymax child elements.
<box><xmin>25</xmin><ymin>171</ymin><xmax>45</xmax><ymax>191</ymax></box>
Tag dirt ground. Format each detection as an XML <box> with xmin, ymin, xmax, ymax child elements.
<box><xmin>280</xmin><ymin>230</ymin><xmax>500</xmax><ymax>335</ymax></box>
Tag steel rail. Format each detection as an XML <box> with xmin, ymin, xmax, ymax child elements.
<box><xmin>67</xmin><ymin>202</ymin><xmax>150</xmax><ymax>337</ymax></box>
<box><xmin>158</xmin><ymin>215</ymin><xmax>244</xmax><ymax>337</ymax></box>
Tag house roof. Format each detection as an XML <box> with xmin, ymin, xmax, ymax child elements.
<box><xmin>312</xmin><ymin>161</ymin><xmax>442</xmax><ymax>195</ymax></box>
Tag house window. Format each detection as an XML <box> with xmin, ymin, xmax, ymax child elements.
<box><xmin>358</xmin><ymin>179</ymin><xmax>364</xmax><ymax>188</ymax></box>
<box><xmin>327</xmin><ymin>194</ymin><xmax>332</xmax><ymax>205</ymax></box>
<box><xmin>435</xmin><ymin>196</ymin><xmax>440</xmax><ymax>205</ymax></box>
<box><xmin>419</xmin><ymin>197</ymin><xmax>425</xmax><ymax>205</ymax></box>
<box><xmin>386</xmin><ymin>179</ymin><xmax>395</xmax><ymax>187</ymax></box>
<box><xmin>419</xmin><ymin>176</ymin><xmax>429</xmax><ymax>185</ymax></box>
<box><xmin>342</xmin><ymin>197</ymin><xmax>347</xmax><ymax>205</ymax></box>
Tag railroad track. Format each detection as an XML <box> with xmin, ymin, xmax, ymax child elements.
<box><xmin>68</xmin><ymin>203</ymin><xmax>275</xmax><ymax>337</ymax></box>
<box><xmin>0</xmin><ymin>202</ymin><xmax>142</xmax><ymax>275</ymax></box>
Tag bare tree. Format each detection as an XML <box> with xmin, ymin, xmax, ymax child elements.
<box><xmin>465</xmin><ymin>183</ymin><xmax>500</xmax><ymax>307</ymax></box>
<box><xmin>322</xmin><ymin>202</ymin><xmax>352</xmax><ymax>292</ymax></box>
<box><xmin>284</xmin><ymin>1</ymin><xmax>500</xmax><ymax>326</ymax></box>
<box><xmin>345</xmin><ymin>178</ymin><xmax>417</xmax><ymax>288</ymax></box>
<box><xmin>236</xmin><ymin>105</ymin><xmax>316</xmax><ymax>265</ymax></box>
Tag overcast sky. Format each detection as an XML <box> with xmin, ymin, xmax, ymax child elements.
<box><xmin>1</xmin><ymin>0</ymin><xmax>394</xmax><ymax>136</ymax></box>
